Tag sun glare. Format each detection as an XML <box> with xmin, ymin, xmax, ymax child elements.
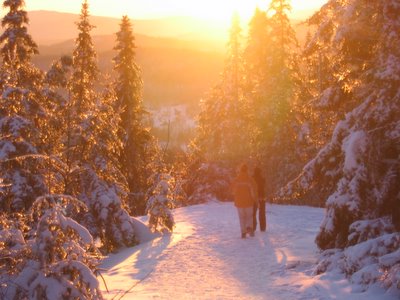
<box><xmin>158</xmin><ymin>0</ymin><xmax>328</xmax><ymax>31</ymax></box>
<box><xmin>25</xmin><ymin>0</ymin><xmax>327</xmax><ymax>22</ymax></box>
<box><xmin>178</xmin><ymin>0</ymin><xmax>268</xmax><ymax>24</ymax></box>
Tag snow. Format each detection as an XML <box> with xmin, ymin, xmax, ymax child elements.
<box><xmin>317</xmin><ymin>87</ymin><xmax>334</xmax><ymax>108</ymax></box>
<box><xmin>59</xmin><ymin>213</ymin><xmax>93</xmax><ymax>245</ymax></box>
<box><xmin>380</xmin><ymin>249</ymin><xmax>400</xmax><ymax>267</ymax></box>
<box><xmin>99</xmin><ymin>202</ymin><xmax>398</xmax><ymax>299</ymax></box>
<box><xmin>341</xmin><ymin>130</ymin><xmax>367</xmax><ymax>172</ymax></box>
<box><xmin>131</xmin><ymin>217</ymin><xmax>160</xmax><ymax>243</ymax></box>
<box><xmin>0</xmin><ymin>140</ymin><xmax>16</xmax><ymax>159</ymax></box>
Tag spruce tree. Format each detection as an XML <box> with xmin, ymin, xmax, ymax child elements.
<box><xmin>247</xmin><ymin>1</ymin><xmax>302</xmax><ymax>197</ymax></box>
<box><xmin>63</xmin><ymin>1</ymin><xmax>137</xmax><ymax>252</ymax></box>
<box><xmin>285</xmin><ymin>0</ymin><xmax>400</xmax><ymax>291</ymax></box>
<box><xmin>0</xmin><ymin>4</ymin><xmax>105</xmax><ymax>296</ymax></box>
<box><xmin>70</xmin><ymin>0</ymin><xmax>98</xmax><ymax>116</ymax></box>
<box><xmin>113</xmin><ymin>15</ymin><xmax>155</xmax><ymax>215</ymax></box>
<box><xmin>0</xmin><ymin>0</ymin><xmax>47</xmax><ymax>212</ymax></box>
<box><xmin>188</xmin><ymin>14</ymin><xmax>255</xmax><ymax>203</ymax></box>
<box><xmin>196</xmin><ymin>13</ymin><xmax>253</xmax><ymax>164</ymax></box>
<box><xmin>61</xmin><ymin>0</ymin><xmax>98</xmax><ymax>196</ymax></box>
<box><xmin>244</xmin><ymin>7</ymin><xmax>270</xmax><ymax>102</ymax></box>
<box><xmin>0</xmin><ymin>0</ymin><xmax>38</xmax><ymax>70</ymax></box>
<box><xmin>43</xmin><ymin>55</ymin><xmax>73</xmax><ymax>187</ymax></box>
<box><xmin>301</xmin><ymin>31</ymin><xmax>334</xmax><ymax>151</ymax></box>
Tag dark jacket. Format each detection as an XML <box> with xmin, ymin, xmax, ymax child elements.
<box><xmin>253</xmin><ymin>168</ymin><xmax>265</xmax><ymax>199</ymax></box>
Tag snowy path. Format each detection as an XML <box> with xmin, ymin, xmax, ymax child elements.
<box><xmin>99</xmin><ymin>202</ymin><xmax>395</xmax><ymax>300</ymax></box>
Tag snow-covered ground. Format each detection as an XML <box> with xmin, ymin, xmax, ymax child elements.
<box><xmin>99</xmin><ymin>202</ymin><xmax>397</xmax><ymax>300</ymax></box>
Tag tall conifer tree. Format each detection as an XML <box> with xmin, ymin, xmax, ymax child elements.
<box><xmin>244</xmin><ymin>7</ymin><xmax>270</xmax><ymax>101</ymax></box>
<box><xmin>196</xmin><ymin>13</ymin><xmax>253</xmax><ymax>164</ymax></box>
<box><xmin>248</xmin><ymin>1</ymin><xmax>301</xmax><ymax>196</ymax></box>
<box><xmin>64</xmin><ymin>0</ymin><xmax>100</xmax><ymax>195</ymax></box>
<box><xmin>113</xmin><ymin>15</ymin><xmax>155</xmax><ymax>215</ymax></box>
<box><xmin>284</xmin><ymin>0</ymin><xmax>400</xmax><ymax>290</ymax></box>
<box><xmin>188</xmin><ymin>14</ymin><xmax>255</xmax><ymax>204</ymax></box>
<box><xmin>70</xmin><ymin>0</ymin><xmax>98</xmax><ymax>115</ymax></box>
<box><xmin>0</xmin><ymin>0</ymin><xmax>47</xmax><ymax>212</ymax></box>
<box><xmin>62</xmin><ymin>1</ymin><xmax>137</xmax><ymax>252</ymax></box>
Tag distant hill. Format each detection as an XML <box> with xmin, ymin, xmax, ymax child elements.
<box><xmin>27</xmin><ymin>10</ymin><xmax>227</xmax><ymax>46</ymax></box>
<box><xmin>38</xmin><ymin>33</ymin><xmax>224</xmax><ymax>57</ymax></box>
<box><xmin>28</xmin><ymin>10</ymin><xmax>310</xmax><ymax>48</ymax></box>
<box><xmin>27</xmin><ymin>10</ymin><xmax>311</xmax><ymax>109</ymax></box>
<box><xmin>27</xmin><ymin>10</ymin><xmax>226</xmax><ymax>108</ymax></box>
<box><xmin>33</xmin><ymin>33</ymin><xmax>224</xmax><ymax>109</ymax></box>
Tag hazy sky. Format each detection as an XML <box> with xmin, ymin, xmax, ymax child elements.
<box><xmin>24</xmin><ymin>0</ymin><xmax>327</xmax><ymax>21</ymax></box>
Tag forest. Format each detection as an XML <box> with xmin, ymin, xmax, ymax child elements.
<box><xmin>0</xmin><ymin>0</ymin><xmax>399</xmax><ymax>299</ymax></box>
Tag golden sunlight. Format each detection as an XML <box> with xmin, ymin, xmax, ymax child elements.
<box><xmin>25</xmin><ymin>0</ymin><xmax>328</xmax><ymax>22</ymax></box>
<box><xmin>173</xmin><ymin>0</ymin><xmax>268</xmax><ymax>24</ymax></box>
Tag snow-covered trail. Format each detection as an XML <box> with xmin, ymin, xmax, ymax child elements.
<box><xmin>99</xmin><ymin>202</ymin><xmax>395</xmax><ymax>300</ymax></box>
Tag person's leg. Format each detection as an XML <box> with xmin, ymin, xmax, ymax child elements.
<box><xmin>253</xmin><ymin>202</ymin><xmax>258</xmax><ymax>231</ymax></box>
<box><xmin>245</xmin><ymin>207</ymin><xmax>255</xmax><ymax>237</ymax></box>
<box><xmin>237</xmin><ymin>207</ymin><xmax>247</xmax><ymax>238</ymax></box>
<box><xmin>259</xmin><ymin>199</ymin><xmax>266</xmax><ymax>231</ymax></box>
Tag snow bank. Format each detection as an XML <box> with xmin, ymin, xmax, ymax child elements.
<box><xmin>99</xmin><ymin>202</ymin><xmax>398</xmax><ymax>299</ymax></box>
<box><xmin>131</xmin><ymin>216</ymin><xmax>160</xmax><ymax>243</ymax></box>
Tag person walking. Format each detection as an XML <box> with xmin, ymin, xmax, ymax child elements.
<box><xmin>253</xmin><ymin>166</ymin><xmax>266</xmax><ymax>232</ymax></box>
<box><xmin>232</xmin><ymin>163</ymin><xmax>257</xmax><ymax>238</ymax></box>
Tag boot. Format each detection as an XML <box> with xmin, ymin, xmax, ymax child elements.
<box><xmin>247</xmin><ymin>227</ymin><xmax>254</xmax><ymax>237</ymax></box>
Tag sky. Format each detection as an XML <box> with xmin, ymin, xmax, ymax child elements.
<box><xmin>24</xmin><ymin>0</ymin><xmax>328</xmax><ymax>21</ymax></box>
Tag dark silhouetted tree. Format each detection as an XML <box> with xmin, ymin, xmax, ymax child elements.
<box><xmin>113</xmin><ymin>15</ymin><xmax>157</xmax><ymax>215</ymax></box>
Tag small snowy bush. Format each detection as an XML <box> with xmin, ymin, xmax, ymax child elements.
<box><xmin>146</xmin><ymin>173</ymin><xmax>175</xmax><ymax>233</ymax></box>
<box><xmin>80</xmin><ymin>169</ymin><xmax>138</xmax><ymax>253</ymax></box>
<box><xmin>0</xmin><ymin>195</ymin><xmax>103</xmax><ymax>300</ymax></box>
<box><xmin>315</xmin><ymin>232</ymin><xmax>400</xmax><ymax>292</ymax></box>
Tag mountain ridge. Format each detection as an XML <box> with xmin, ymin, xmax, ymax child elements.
<box><xmin>27</xmin><ymin>10</ymin><xmax>310</xmax><ymax>109</ymax></box>
<box><xmin>27</xmin><ymin>10</ymin><xmax>311</xmax><ymax>47</ymax></box>
<box><xmin>27</xmin><ymin>10</ymin><xmax>229</xmax><ymax>46</ymax></box>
